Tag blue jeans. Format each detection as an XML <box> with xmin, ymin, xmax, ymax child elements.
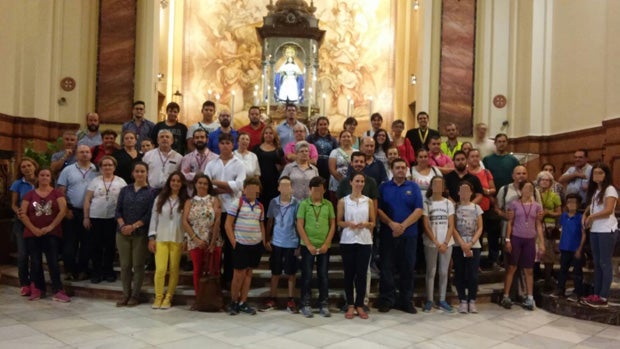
<box><xmin>452</xmin><ymin>246</ymin><xmax>481</xmax><ymax>301</ymax></box>
<box><xmin>379</xmin><ymin>233</ymin><xmax>417</xmax><ymax>307</ymax></box>
<box><xmin>26</xmin><ymin>235</ymin><xmax>63</xmax><ymax>293</ymax></box>
<box><xmin>12</xmin><ymin>219</ymin><xmax>29</xmax><ymax>286</ymax></box>
<box><xmin>300</xmin><ymin>245</ymin><xmax>329</xmax><ymax>306</ymax></box>
<box><xmin>590</xmin><ymin>231</ymin><xmax>618</xmax><ymax>299</ymax></box>
<box><xmin>557</xmin><ymin>250</ymin><xmax>583</xmax><ymax>296</ymax></box>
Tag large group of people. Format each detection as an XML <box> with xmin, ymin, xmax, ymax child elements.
<box><xmin>9</xmin><ymin>103</ymin><xmax>618</xmax><ymax>321</ymax></box>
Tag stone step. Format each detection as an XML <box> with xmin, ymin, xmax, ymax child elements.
<box><xmin>0</xmin><ymin>264</ymin><xmax>502</xmax><ymax>308</ymax></box>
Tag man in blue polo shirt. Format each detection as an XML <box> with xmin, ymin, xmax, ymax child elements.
<box><xmin>376</xmin><ymin>158</ymin><xmax>424</xmax><ymax>314</ymax></box>
<box><xmin>57</xmin><ymin>144</ymin><xmax>99</xmax><ymax>281</ymax></box>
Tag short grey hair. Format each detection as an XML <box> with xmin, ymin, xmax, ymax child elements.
<box><xmin>157</xmin><ymin>129</ymin><xmax>173</xmax><ymax>137</ymax></box>
<box><xmin>295</xmin><ymin>140</ymin><xmax>310</xmax><ymax>153</ymax></box>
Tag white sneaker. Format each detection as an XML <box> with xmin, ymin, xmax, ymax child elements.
<box><xmin>468</xmin><ymin>301</ymin><xmax>478</xmax><ymax>313</ymax></box>
<box><xmin>458</xmin><ymin>301</ymin><xmax>468</xmax><ymax>314</ymax></box>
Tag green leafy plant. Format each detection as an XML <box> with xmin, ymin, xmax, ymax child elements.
<box><xmin>23</xmin><ymin>137</ymin><xmax>63</xmax><ymax>169</ymax></box>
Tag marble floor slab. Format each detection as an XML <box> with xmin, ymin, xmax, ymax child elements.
<box><xmin>0</xmin><ymin>285</ymin><xmax>618</xmax><ymax>348</ymax></box>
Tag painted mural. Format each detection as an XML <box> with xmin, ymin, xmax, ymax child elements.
<box><xmin>182</xmin><ymin>0</ymin><xmax>394</xmax><ymax>130</ymax></box>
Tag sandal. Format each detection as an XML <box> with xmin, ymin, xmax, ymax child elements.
<box><xmin>356</xmin><ymin>306</ymin><xmax>369</xmax><ymax>319</ymax></box>
<box><xmin>345</xmin><ymin>307</ymin><xmax>355</xmax><ymax>319</ymax></box>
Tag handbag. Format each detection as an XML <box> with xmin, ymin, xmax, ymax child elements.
<box><xmin>193</xmin><ymin>246</ymin><xmax>223</xmax><ymax>312</ymax></box>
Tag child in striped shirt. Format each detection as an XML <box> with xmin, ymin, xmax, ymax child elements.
<box><xmin>225</xmin><ymin>177</ymin><xmax>266</xmax><ymax>315</ymax></box>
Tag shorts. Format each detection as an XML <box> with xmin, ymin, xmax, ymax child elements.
<box><xmin>508</xmin><ymin>235</ymin><xmax>536</xmax><ymax>268</ymax></box>
<box><xmin>232</xmin><ymin>242</ymin><xmax>263</xmax><ymax>270</ymax></box>
<box><xmin>269</xmin><ymin>245</ymin><xmax>298</xmax><ymax>276</ymax></box>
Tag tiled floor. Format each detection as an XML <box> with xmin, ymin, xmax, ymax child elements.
<box><xmin>0</xmin><ymin>286</ymin><xmax>618</xmax><ymax>349</ymax></box>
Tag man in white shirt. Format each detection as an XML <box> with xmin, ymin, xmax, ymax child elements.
<box><xmin>142</xmin><ymin>129</ymin><xmax>183</xmax><ymax>190</ymax></box>
<box><xmin>204</xmin><ymin>132</ymin><xmax>247</xmax><ymax>286</ymax></box>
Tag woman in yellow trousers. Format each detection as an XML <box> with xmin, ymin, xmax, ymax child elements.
<box><xmin>148</xmin><ymin>171</ymin><xmax>188</xmax><ymax>309</ymax></box>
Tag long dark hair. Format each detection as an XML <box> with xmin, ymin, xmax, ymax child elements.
<box><xmin>586</xmin><ymin>162</ymin><xmax>613</xmax><ymax>205</ymax></box>
<box><xmin>193</xmin><ymin>173</ymin><xmax>216</xmax><ymax>196</ymax></box>
<box><xmin>309</xmin><ymin>116</ymin><xmax>331</xmax><ymax>141</ymax></box>
<box><xmin>426</xmin><ymin>175</ymin><xmax>447</xmax><ymax>199</ymax></box>
<box><xmin>373</xmin><ymin>128</ymin><xmax>391</xmax><ymax>153</ymax></box>
<box><xmin>156</xmin><ymin>171</ymin><xmax>188</xmax><ymax>214</ymax></box>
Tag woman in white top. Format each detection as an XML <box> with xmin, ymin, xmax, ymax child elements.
<box><xmin>83</xmin><ymin>156</ymin><xmax>127</xmax><ymax>283</ymax></box>
<box><xmin>411</xmin><ymin>148</ymin><xmax>441</xmax><ymax>197</ymax></box>
<box><xmin>452</xmin><ymin>181</ymin><xmax>484</xmax><ymax>313</ymax></box>
<box><xmin>337</xmin><ymin>173</ymin><xmax>375</xmax><ymax>320</ymax></box>
<box><xmin>234</xmin><ymin>132</ymin><xmax>260</xmax><ymax>178</ymax></box>
<box><xmin>148</xmin><ymin>171</ymin><xmax>188</xmax><ymax>309</ymax></box>
<box><xmin>422</xmin><ymin>176</ymin><xmax>455</xmax><ymax>313</ymax></box>
<box><xmin>582</xmin><ymin>163</ymin><xmax>618</xmax><ymax>307</ymax></box>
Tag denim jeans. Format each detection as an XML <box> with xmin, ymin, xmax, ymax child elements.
<box><xmin>26</xmin><ymin>235</ymin><xmax>63</xmax><ymax>293</ymax></box>
<box><xmin>452</xmin><ymin>246</ymin><xmax>481</xmax><ymax>301</ymax></box>
<box><xmin>379</xmin><ymin>233</ymin><xmax>417</xmax><ymax>307</ymax></box>
<box><xmin>62</xmin><ymin>209</ymin><xmax>91</xmax><ymax>275</ymax></box>
<box><xmin>340</xmin><ymin>243</ymin><xmax>372</xmax><ymax>307</ymax></box>
<box><xmin>12</xmin><ymin>219</ymin><xmax>29</xmax><ymax>286</ymax></box>
<box><xmin>590</xmin><ymin>231</ymin><xmax>618</xmax><ymax>299</ymax></box>
<box><xmin>300</xmin><ymin>245</ymin><xmax>329</xmax><ymax>306</ymax></box>
<box><xmin>90</xmin><ymin>218</ymin><xmax>117</xmax><ymax>278</ymax></box>
<box><xmin>557</xmin><ymin>249</ymin><xmax>583</xmax><ymax>296</ymax></box>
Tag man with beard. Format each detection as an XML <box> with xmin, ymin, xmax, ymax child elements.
<box><xmin>78</xmin><ymin>112</ymin><xmax>103</xmax><ymax>148</ymax></box>
<box><xmin>444</xmin><ymin>151</ymin><xmax>483</xmax><ymax>203</ymax></box>
<box><xmin>238</xmin><ymin>106</ymin><xmax>265</xmax><ymax>149</ymax></box>
<box><xmin>122</xmin><ymin>101</ymin><xmax>155</xmax><ymax>146</ymax></box>
<box><xmin>57</xmin><ymin>145</ymin><xmax>99</xmax><ymax>280</ymax></box>
<box><xmin>405</xmin><ymin>111</ymin><xmax>440</xmax><ymax>152</ymax></box>
<box><xmin>151</xmin><ymin>102</ymin><xmax>188</xmax><ymax>155</ymax></box>
<box><xmin>207</xmin><ymin>109</ymin><xmax>239</xmax><ymax>154</ymax></box>
<box><xmin>181</xmin><ymin>128</ymin><xmax>218</xmax><ymax>190</ymax></box>
<box><xmin>186</xmin><ymin>100</ymin><xmax>219</xmax><ymax>152</ymax></box>
<box><xmin>359</xmin><ymin>136</ymin><xmax>388</xmax><ymax>186</ymax></box>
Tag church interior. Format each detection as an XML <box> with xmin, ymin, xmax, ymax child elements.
<box><xmin>0</xmin><ymin>0</ymin><xmax>619</xmax><ymax>343</ymax></box>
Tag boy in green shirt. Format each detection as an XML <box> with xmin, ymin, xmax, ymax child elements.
<box><xmin>296</xmin><ymin>176</ymin><xmax>336</xmax><ymax>317</ymax></box>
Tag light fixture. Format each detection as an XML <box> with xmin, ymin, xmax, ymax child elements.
<box><xmin>157</xmin><ymin>73</ymin><xmax>164</xmax><ymax>81</ymax></box>
<box><xmin>410</xmin><ymin>74</ymin><xmax>417</xmax><ymax>85</ymax></box>
<box><xmin>173</xmin><ymin>90</ymin><xmax>183</xmax><ymax>103</ymax></box>
<box><xmin>413</xmin><ymin>1</ymin><xmax>420</xmax><ymax>11</ymax></box>
<box><xmin>160</xmin><ymin>0</ymin><xmax>168</xmax><ymax>9</ymax></box>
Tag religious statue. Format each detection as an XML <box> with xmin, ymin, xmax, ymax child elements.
<box><xmin>274</xmin><ymin>46</ymin><xmax>305</xmax><ymax>103</ymax></box>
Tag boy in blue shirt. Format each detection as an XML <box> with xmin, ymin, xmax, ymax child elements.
<box><xmin>552</xmin><ymin>193</ymin><xmax>585</xmax><ymax>300</ymax></box>
<box><xmin>262</xmin><ymin>176</ymin><xmax>300</xmax><ymax>313</ymax></box>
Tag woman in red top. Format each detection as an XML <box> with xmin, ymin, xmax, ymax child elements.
<box><xmin>20</xmin><ymin>168</ymin><xmax>69</xmax><ymax>302</ymax></box>
<box><xmin>391</xmin><ymin>120</ymin><xmax>415</xmax><ymax>166</ymax></box>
